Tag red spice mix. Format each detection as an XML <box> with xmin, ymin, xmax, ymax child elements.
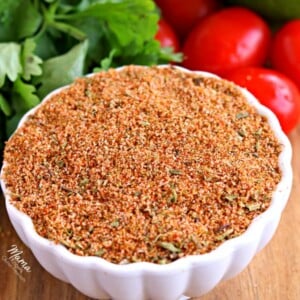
<box><xmin>2</xmin><ymin>66</ymin><xmax>282</xmax><ymax>264</ymax></box>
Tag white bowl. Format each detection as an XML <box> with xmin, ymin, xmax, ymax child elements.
<box><xmin>1</xmin><ymin>66</ymin><xmax>293</xmax><ymax>300</ymax></box>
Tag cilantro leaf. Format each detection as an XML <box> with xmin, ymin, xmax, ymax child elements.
<box><xmin>0</xmin><ymin>1</ymin><xmax>19</xmax><ymax>23</ymax></box>
<box><xmin>13</xmin><ymin>77</ymin><xmax>40</xmax><ymax>110</ymax></box>
<box><xmin>36</xmin><ymin>40</ymin><xmax>88</xmax><ymax>98</ymax></box>
<box><xmin>67</xmin><ymin>17</ymin><xmax>105</xmax><ymax>66</ymax></box>
<box><xmin>0</xmin><ymin>0</ymin><xmax>42</xmax><ymax>41</ymax></box>
<box><xmin>0</xmin><ymin>43</ymin><xmax>22</xmax><ymax>87</ymax></box>
<box><xmin>96</xmin><ymin>48</ymin><xmax>117</xmax><ymax>71</ymax></box>
<box><xmin>5</xmin><ymin>77</ymin><xmax>41</xmax><ymax>136</ymax></box>
<box><xmin>21</xmin><ymin>39</ymin><xmax>43</xmax><ymax>81</ymax></box>
<box><xmin>6</xmin><ymin>111</ymin><xmax>27</xmax><ymax>137</ymax></box>
<box><xmin>159</xmin><ymin>47</ymin><xmax>183</xmax><ymax>63</ymax></box>
<box><xmin>0</xmin><ymin>93</ymin><xmax>12</xmax><ymax>116</ymax></box>
<box><xmin>115</xmin><ymin>39</ymin><xmax>182</xmax><ymax>66</ymax></box>
<box><xmin>34</xmin><ymin>31</ymin><xmax>59</xmax><ymax>60</ymax></box>
<box><xmin>72</xmin><ymin>0</ymin><xmax>159</xmax><ymax>49</ymax></box>
<box><xmin>13</xmin><ymin>0</ymin><xmax>42</xmax><ymax>40</ymax></box>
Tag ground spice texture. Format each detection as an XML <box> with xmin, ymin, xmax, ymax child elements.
<box><xmin>2</xmin><ymin>66</ymin><xmax>282</xmax><ymax>264</ymax></box>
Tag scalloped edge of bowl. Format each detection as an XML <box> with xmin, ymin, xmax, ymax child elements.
<box><xmin>0</xmin><ymin>65</ymin><xmax>293</xmax><ymax>300</ymax></box>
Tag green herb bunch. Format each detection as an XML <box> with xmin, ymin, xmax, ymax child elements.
<box><xmin>0</xmin><ymin>0</ymin><xmax>181</xmax><ymax>153</ymax></box>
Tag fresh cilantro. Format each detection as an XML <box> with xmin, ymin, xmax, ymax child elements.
<box><xmin>0</xmin><ymin>0</ymin><xmax>182</xmax><ymax>155</ymax></box>
<box><xmin>96</xmin><ymin>48</ymin><xmax>117</xmax><ymax>71</ymax></box>
<box><xmin>0</xmin><ymin>0</ymin><xmax>42</xmax><ymax>41</ymax></box>
<box><xmin>0</xmin><ymin>43</ymin><xmax>22</xmax><ymax>87</ymax></box>
<box><xmin>36</xmin><ymin>40</ymin><xmax>88</xmax><ymax>98</ymax></box>
<box><xmin>74</xmin><ymin>0</ymin><xmax>159</xmax><ymax>48</ymax></box>
<box><xmin>0</xmin><ymin>1</ymin><xmax>19</xmax><ymax>23</ymax></box>
<box><xmin>21</xmin><ymin>39</ymin><xmax>43</xmax><ymax>81</ymax></box>
<box><xmin>0</xmin><ymin>94</ymin><xmax>12</xmax><ymax>116</ymax></box>
<box><xmin>159</xmin><ymin>47</ymin><xmax>183</xmax><ymax>63</ymax></box>
<box><xmin>13</xmin><ymin>78</ymin><xmax>40</xmax><ymax>110</ymax></box>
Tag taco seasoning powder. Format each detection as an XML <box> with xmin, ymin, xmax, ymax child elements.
<box><xmin>2</xmin><ymin>65</ymin><xmax>282</xmax><ymax>264</ymax></box>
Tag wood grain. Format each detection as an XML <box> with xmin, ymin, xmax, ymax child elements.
<box><xmin>1</xmin><ymin>126</ymin><xmax>299</xmax><ymax>300</ymax></box>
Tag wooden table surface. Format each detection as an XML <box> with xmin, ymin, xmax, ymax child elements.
<box><xmin>0</xmin><ymin>126</ymin><xmax>299</xmax><ymax>300</ymax></box>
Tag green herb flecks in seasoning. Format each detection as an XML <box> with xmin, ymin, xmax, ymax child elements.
<box><xmin>215</xmin><ymin>229</ymin><xmax>234</xmax><ymax>241</ymax></box>
<box><xmin>236</xmin><ymin>112</ymin><xmax>249</xmax><ymax>119</ymax></box>
<box><xmin>168</xmin><ymin>183</ymin><xmax>178</xmax><ymax>203</ymax></box>
<box><xmin>110</xmin><ymin>219</ymin><xmax>120</xmax><ymax>228</ymax></box>
<box><xmin>168</xmin><ymin>169</ymin><xmax>182</xmax><ymax>175</ymax></box>
<box><xmin>223</xmin><ymin>194</ymin><xmax>238</xmax><ymax>202</ymax></box>
<box><xmin>246</xmin><ymin>203</ymin><xmax>261</xmax><ymax>211</ymax></box>
<box><xmin>3</xmin><ymin>66</ymin><xmax>282</xmax><ymax>264</ymax></box>
<box><xmin>95</xmin><ymin>249</ymin><xmax>106</xmax><ymax>257</ymax></box>
<box><xmin>158</xmin><ymin>242</ymin><xmax>182</xmax><ymax>253</ymax></box>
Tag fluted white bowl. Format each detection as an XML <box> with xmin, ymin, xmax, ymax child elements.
<box><xmin>0</xmin><ymin>65</ymin><xmax>293</xmax><ymax>300</ymax></box>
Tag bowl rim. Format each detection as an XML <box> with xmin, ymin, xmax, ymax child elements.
<box><xmin>0</xmin><ymin>64</ymin><xmax>293</xmax><ymax>274</ymax></box>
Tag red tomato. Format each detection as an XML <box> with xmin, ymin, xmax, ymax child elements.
<box><xmin>225</xmin><ymin>67</ymin><xmax>300</xmax><ymax>134</ymax></box>
<box><xmin>182</xmin><ymin>7</ymin><xmax>271</xmax><ymax>76</ymax></box>
<box><xmin>271</xmin><ymin>20</ymin><xmax>300</xmax><ymax>89</ymax></box>
<box><xmin>155</xmin><ymin>19</ymin><xmax>180</xmax><ymax>52</ymax></box>
<box><xmin>155</xmin><ymin>0</ymin><xmax>219</xmax><ymax>39</ymax></box>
